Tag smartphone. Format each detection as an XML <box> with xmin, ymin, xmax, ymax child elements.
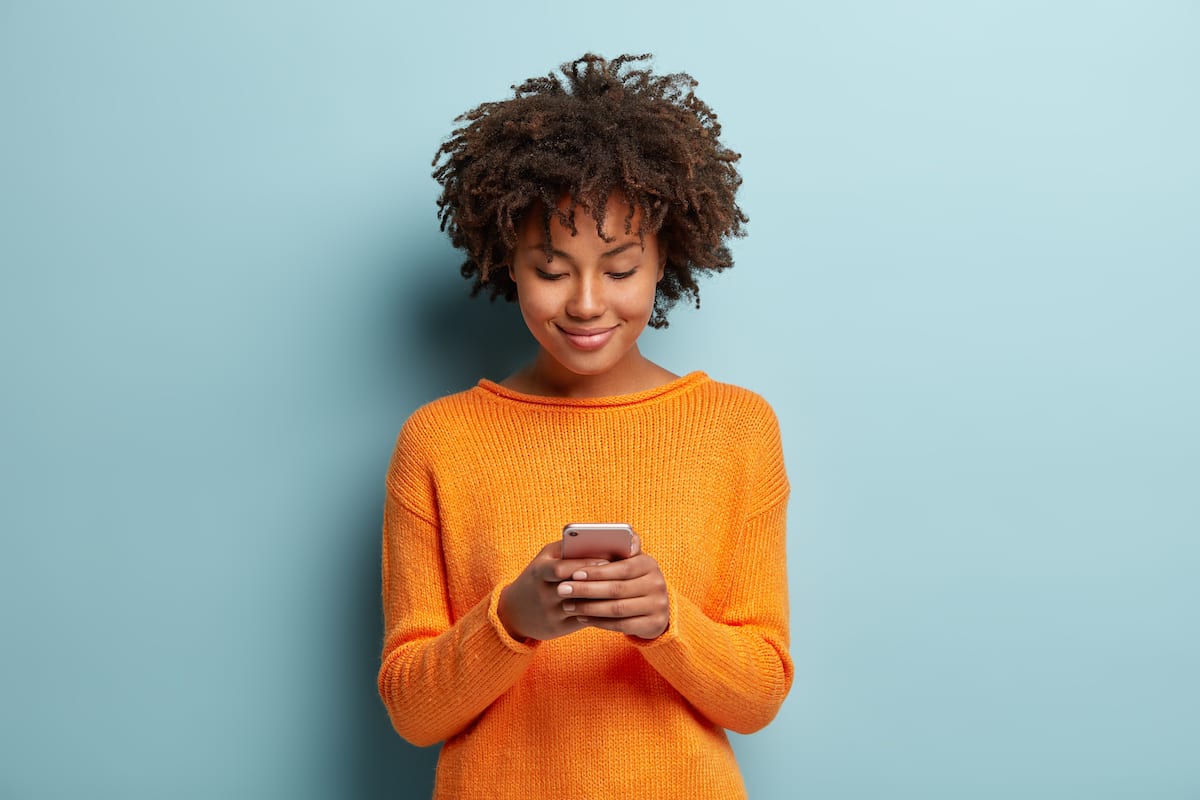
<box><xmin>561</xmin><ymin>523</ymin><xmax>635</xmax><ymax>561</ymax></box>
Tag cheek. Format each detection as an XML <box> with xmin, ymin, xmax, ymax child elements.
<box><xmin>514</xmin><ymin>282</ymin><xmax>558</xmax><ymax>322</ymax></box>
<box><xmin>615</xmin><ymin>278</ymin><xmax>659</xmax><ymax>317</ymax></box>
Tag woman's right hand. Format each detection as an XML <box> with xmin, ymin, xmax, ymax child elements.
<box><xmin>497</xmin><ymin>541</ymin><xmax>607</xmax><ymax>642</ymax></box>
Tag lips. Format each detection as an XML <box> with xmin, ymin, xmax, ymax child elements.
<box><xmin>557</xmin><ymin>325</ymin><xmax>617</xmax><ymax>351</ymax></box>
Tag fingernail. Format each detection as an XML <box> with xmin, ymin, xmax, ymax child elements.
<box><xmin>563</xmin><ymin>602</ymin><xmax>576</xmax><ymax>613</ymax></box>
<box><xmin>558</xmin><ymin>583</ymin><xmax>573</xmax><ymax>596</ymax></box>
<box><xmin>576</xmin><ymin>616</ymin><xmax>589</xmax><ymax>623</ymax></box>
<box><xmin>588</xmin><ymin>560</ymin><xmax>610</xmax><ymax>567</ymax></box>
<box><xmin>572</xmin><ymin>570</ymin><xmax>588</xmax><ymax>581</ymax></box>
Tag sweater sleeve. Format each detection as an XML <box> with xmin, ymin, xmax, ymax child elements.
<box><xmin>631</xmin><ymin>499</ymin><xmax>791</xmax><ymax>733</ymax></box>
<box><xmin>629</xmin><ymin>403</ymin><xmax>793</xmax><ymax>734</ymax></box>
<box><xmin>377</xmin><ymin>425</ymin><xmax>538</xmax><ymax>747</ymax></box>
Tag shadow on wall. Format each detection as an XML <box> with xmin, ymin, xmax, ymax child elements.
<box><xmin>409</xmin><ymin>269</ymin><xmax>534</xmax><ymax>390</ymax></box>
<box><xmin>346</xmin><ymin>253</ymin><xmax>532</xmax><ymax>799</ymax></box>
<box><xmin>348</xmin><ymin>499</ymin><xmax>440</xmax><ymax>800</ymax></box>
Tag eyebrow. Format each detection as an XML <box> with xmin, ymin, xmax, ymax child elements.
<box><xmin>539</xmin><ymin>241</ymin><xmax>643</xmax><ymax>262</ymax></box>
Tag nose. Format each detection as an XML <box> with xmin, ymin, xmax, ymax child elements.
<box><xmin>565</xmin><ymin>272</ymin><xmax>604</xmax><ymax>320</ymax></box>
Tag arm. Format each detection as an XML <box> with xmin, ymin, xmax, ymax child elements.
<box><xmin>564</xmin><ymin>499</ymin><xmax>791</xmax><ymax>733</ymax></box>
<box><xmin>559</xmin><ymin>402</ymin><xmax>792</xmax><ymax>733</ymax></box>
<box><xmin>629</xmin><ymin>498</ymin><xmax>792</xmax><ymax>734</ymax></box>
<box><xmin>377</xmin><ymin>444</ymin><xmax>537</xmax><ymax>747</ymax></box>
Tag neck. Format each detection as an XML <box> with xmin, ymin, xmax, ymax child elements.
<box><xmin>510</xmin><ymin>347</ymin><xmax>674</xmax><ymax>398</ymax></box>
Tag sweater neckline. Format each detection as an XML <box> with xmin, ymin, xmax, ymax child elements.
<box><xmin>475</xmin><ymin>371</ymin><xmax>709</xmax><ymax>409</ymax></box>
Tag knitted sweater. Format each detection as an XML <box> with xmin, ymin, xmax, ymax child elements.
<box><xmin>379</xmin><ymin>371</ymin><xmax>791</xmax><ymax>799</ymax></box>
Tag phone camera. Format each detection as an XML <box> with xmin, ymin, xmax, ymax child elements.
<box><xmin>568</xmin><ymin>531</ymin><xmax>578</xmax><ymax>537</ymax></box>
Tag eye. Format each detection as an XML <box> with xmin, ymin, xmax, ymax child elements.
<box><xmin>609</xmin><ymin>267</ymin><xmax>639</xmax><ymax>280</ymax></box>
<box><xmin>535</xmin><ymin>268</ymin><xmax>567</xmax><ymax>281</ymax></box>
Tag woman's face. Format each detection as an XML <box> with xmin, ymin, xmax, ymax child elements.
<box><xmin>508</xmin><ymin>194</ymin><xmax>665</xmax><ymax>392</ymax></box>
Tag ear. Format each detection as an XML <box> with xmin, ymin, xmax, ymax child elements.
<box><xmin>656</xmin><ymin>241</ymin><xmax>667</xmax><ymax>282</ymax></box>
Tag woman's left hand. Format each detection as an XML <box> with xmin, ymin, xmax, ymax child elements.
<box><xmin>556</xmin><ymin>536</ymin><xmax>670</xmax><ymax>640</ymax></box>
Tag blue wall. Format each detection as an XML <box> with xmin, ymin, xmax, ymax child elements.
<box><xmin>2</xmin><ymin>2</ymin><xmax>1197</xmax><ymax>797</ymax></box>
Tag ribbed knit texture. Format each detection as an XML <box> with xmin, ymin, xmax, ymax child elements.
<box><xmin>379</xmin><ymin>371</ymin><xmax>791</xmax><ymax>799</ymax></box>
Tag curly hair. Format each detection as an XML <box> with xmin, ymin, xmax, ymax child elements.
<box><xmin>431</xmin><ymin>53</ymin><xmax>747</xmax><ymax>328</ymax></box>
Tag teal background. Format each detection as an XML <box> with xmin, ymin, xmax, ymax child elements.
<box><xmin>2</xmin><ymin>1</ymin><xmax>1197</xmax><ymax>798</ymax></box>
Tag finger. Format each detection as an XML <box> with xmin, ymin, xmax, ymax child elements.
<box><xmin>630</xmin><ymin>532</ymin><xmax>641</xmax><ymax>557</ymax></box>
<box><xmin>579</xmin><ymin>616</ymin><xmax>630</xmax><ymax>631</ymax></box>
<box><xmin>566</xmin><ymin>597</ymin><xmax>648</xmax><ymax>619</ymax></box>
<box><xmin>531</xmin><ymin>560</ymin><xmax>563</xmax><ymax>582</ymax></box>
<box><xmin>565</xmin><ymin>555</ymin><xmax>653</xmax><ymax>582</ymax></box>
<box><xmin>557</xmin><ymin>576</ymin><xmax>651</xmax><ymax>600</ymax></box>
<box><xmin>529</xmin><ymin>542</ymin><xmax>606</xmax><ymax>579</ymax></box>
<box><xmin>550</xmin><ymin>558</ymin><xmax>611</xmax><ymax>582</ymax></box>
<box><xmin>560</xmin><ymin>599</ymin><xmax>591</xmax><ymax>617</ymax></box>
<box><xmin>534</xmin><ymin>559</ymin><xmax>609</xmax><ymax>584</ymax></box>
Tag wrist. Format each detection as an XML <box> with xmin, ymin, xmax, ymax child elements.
<box><xmin>496</xmin><ymin>583</ymin><xmax>527</xmax><ymax>642</ymax></box>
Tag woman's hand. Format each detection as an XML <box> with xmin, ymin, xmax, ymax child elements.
<box><xmin>555</xmin><ymin>537</ymin><xmax>670</xmax><ymax>640</ymax></box>
<box><xmin>497</xmin><ymin>542</ymin><xmax>610</xmax><ymax>642</ymax></box>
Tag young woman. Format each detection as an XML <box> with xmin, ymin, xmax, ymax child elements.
<box><xmin>379</xmin><ymin>53</ymin><xmax>791</xmax><ymax>799</ymax></box>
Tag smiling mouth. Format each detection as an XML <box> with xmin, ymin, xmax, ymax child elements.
<box><xmin>557</xmin><ymin>325</ymin><xmax>617</xmax><ymax>351</ymax></box>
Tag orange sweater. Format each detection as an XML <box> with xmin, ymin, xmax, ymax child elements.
<box><xmin>379</xmin><ymin>372</ymin><xmax>791</xmax><ymax>799</ymax></box>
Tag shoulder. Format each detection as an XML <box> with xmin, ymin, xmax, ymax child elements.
<box><xmin>400</xmin><ymin>386</ymin><xmax>508</xmax><ymax>450</ymax></box>
<box><xmin>395</xmin><ymin>387</ymin><xmax>496</xmax><ymax>455</ymax></box>
<box><xmin>386</xmin><ymin>388</ymin><xmax>495</xmax><ymax>497</ymax></box>
<box><xmin>692</xmin><ymin>377</ymin><xmax>789</xmax><ymax>509</ymax></box>
<box><xmin>689</xmin><ymin>376</ymin><xmax>781</xmax><ymax>430</ymax></box>
<box><xmin>700</xmin><ymin>379</ymin><xmax>792</xmax><ymax>510</ymax></box>
<box><xmin>401</xmin><ymin>387</ymin><xmax>482</xmax><ymax>430</ymax></box>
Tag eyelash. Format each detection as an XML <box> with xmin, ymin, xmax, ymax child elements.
<box><xmin>534</xmin><ymin>268</ymin><xmax>639</xmax><ymax>281</ymax></box>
